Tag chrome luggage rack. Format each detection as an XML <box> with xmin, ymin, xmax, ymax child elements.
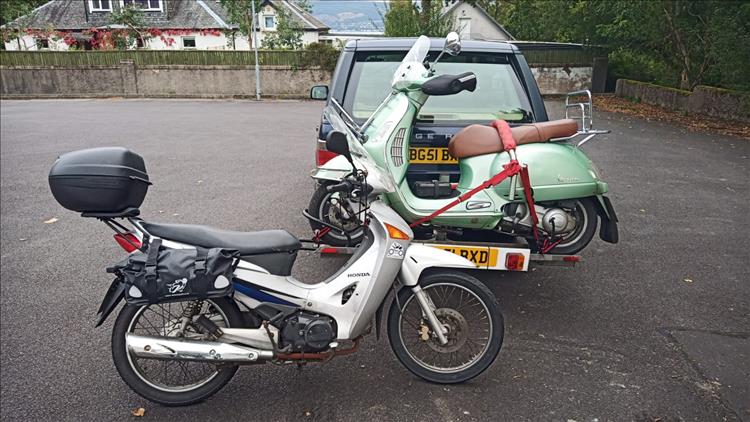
<box><xmin>551</xmin><ymin>89</ymin><xmax>610</xmax><ymax>147</ymax></box>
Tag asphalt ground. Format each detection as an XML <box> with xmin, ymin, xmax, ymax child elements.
<box><xmin>1</xmin><ymin>99</ymin><xmax>748</xmax><ymax>421</ymax></box>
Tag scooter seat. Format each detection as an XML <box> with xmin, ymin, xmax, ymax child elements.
<box><xmin>448</xmin><ymin>119</ymin><xmax>579</xmax><ymax>159</ymax></box>
<box><xmin>141</xmin><ymin>222</ymin><xmax>301</xmax><ymax>255</ymax></box>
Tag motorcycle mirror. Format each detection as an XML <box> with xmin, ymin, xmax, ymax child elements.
<box><xmin>431</xmin><ymin>32</ymin><xmax>461</xmax><ymax>72</ymax></box>
<box><xmin>443</xmin><ymin>32</ymin><xmax>461</xmax><ymax>56</ymax></box>
<box><xmin>326</xmin><ymin>131</ymin><xmax>353</xmax><ymax>165</ymax></box>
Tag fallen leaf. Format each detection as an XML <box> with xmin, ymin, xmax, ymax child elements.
<box><xmin>19</xmin><ymin>238</ymin><xmax>28</xmax><ymax>241</ymax></box>
<box><xmin>172</xmin><ymin>213</ymin><xmax>179</xmax><ymax>216</ymax></box>
<box><xmin>639</xmin><ymin>209</ymin><xmax>646</xmax><ymax>213</ymax></box>
<box><xmin>43</xmin><ymin>217</ymin><xmax>58</xmax><ymax>224</ymax></box>
<box><xmin>303</xmin><ymin>410</ymin><xmax>313</xmax><ymax>417</ymax></box>
<box><xmin>197</xmin><ymin>180</ymin><xmax>203</xmax><ymax>184</ymax></box>
<box><xmin>131</xmin><ymin>407</ymin><xmax>145</xmax><ymax>417</ymax></box>
<box><xmin>683</xmin><ymin>278</ymin><xmax>693</xmax><ymax>283</ymax></box>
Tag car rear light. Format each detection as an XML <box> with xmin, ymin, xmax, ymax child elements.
<box><xmin>114</xmin><ymin>233</ymin><xmax>141</xmax><ymax>253</ymax></box>
<box><xmin>505</xmin><ymin>253</ymin><xmax>525</xmax><ymax>271</ymax></box>
<box><xmin>317</xmin><ymin>140</ymin><xmax>339</xmax><ymax>166</ymax></box>
<box><xmin>563</xmin><ymin>255</ymin><xmax>581</xmax><ymax>262</ymax></box>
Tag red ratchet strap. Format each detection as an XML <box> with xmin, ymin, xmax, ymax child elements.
<box><xmin>409</xmin><ymin>161</ymin><xmax>520</xmax><ymax>228</ymax></box>
<box><xmin>313</xmin><ymin>226</ymin><xmax>331</xmax><ymax>242</ymax></box>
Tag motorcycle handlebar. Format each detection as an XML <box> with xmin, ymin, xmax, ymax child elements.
<box><xmin>326</xmin><ymin>181</ymin><xmax>351</xmax><ymax>193</ymax></box>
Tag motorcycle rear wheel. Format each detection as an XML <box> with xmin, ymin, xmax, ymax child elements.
<box><xmin>387</xmin><ymin>271</ymin><xmax>504</xmax><ymax>384</ymax></box>
<box><xmin>544</xmin><ymin>197</ymin><xmax>598</xmax><ymax>255</ymax></box>
<box><xmin>111</xmin><ymin>298</ymin><xmax>242</xmax><ymax>406</ymax></box>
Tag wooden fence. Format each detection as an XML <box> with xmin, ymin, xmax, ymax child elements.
<box><xmin>0</xmin><ymin>45</ymin><xmax>605</xmax><ymax>68</ymax></box>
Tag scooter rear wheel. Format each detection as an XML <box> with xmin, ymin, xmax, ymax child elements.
<box><xmin>545</xmin><ymin>197</ymin><xmax>598</xmax><ymax>255</ymax></box>
<box><xmin>387</xmin><ymin>271</ymin><xmax>504</xmax><ymax>384</ymax></box>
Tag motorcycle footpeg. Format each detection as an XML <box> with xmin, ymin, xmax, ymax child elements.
<box><xmin>194</xmin><ymin>315</ymin><xmax>223</xmax><ymax>339</ymax></box>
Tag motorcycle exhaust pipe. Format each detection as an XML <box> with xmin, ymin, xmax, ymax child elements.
<box><xmin>126</xmin><ymin>334</ymin><xmax>274</xmax><ymax>363</ymax></box>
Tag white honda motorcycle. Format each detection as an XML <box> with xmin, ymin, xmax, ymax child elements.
<box><xmin>50</xmin><ymin>99</ymin><xmax>504</xmax><ymax>406</ymax></box>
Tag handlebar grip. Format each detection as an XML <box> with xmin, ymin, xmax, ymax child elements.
<box><xmin>326</xmin><ymin>182</ymin><xmax>350</xmax><ymax>193</ymax></box>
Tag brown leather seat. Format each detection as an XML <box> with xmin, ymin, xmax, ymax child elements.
<box><xmin>448</xmin><ymin>119</ymin><xmax>579</xmax><ymax>159</ymax></box>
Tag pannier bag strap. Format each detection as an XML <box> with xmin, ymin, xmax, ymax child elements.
<box><xmin>144</xmin><ymin>238</ymin><xmax>162</xmax><ymax>297</ymax></box>
<box><xmin>194</xmin><ymin>257</ymin><xmax>206</xmax><ymax>272</ymax></box>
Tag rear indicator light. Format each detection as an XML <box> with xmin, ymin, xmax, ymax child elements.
<box><xmin>114</xmin><ymin>233</ymin><xmax>141</xmax><ymax>253</ymax></box>
<box><xmin>505</xmin><ymin>253</ymin><xmax>525</xmax><ymax>271</ymax></box>
<box><xmin>317</xmin><ymin>148</ymin><xmax>339</xmax><ymax>166</ymax></box>
<box><xmin>563</xmin><ymin>255</ymin><xmax>581</xmax><ymax>262</ymax></box>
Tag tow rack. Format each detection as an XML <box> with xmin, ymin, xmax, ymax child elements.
<box><xmin>313</xmin><ymin>240</ymin><xmax>581</xmax><ymax>271</ymax></box>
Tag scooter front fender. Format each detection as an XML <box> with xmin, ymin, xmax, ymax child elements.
<box><xmin>399</xmin><ymin>244</ymin><xmax>476</xmax><ymax>287</ymax></box>
<box><xmin>310</xmin><ymin>155</ymin><xmax>351</xmax><ymax>182</ymax></box>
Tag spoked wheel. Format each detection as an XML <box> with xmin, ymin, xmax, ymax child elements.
<box><xmin>308</xmin><ymin>183</ymin><xmax>365</xmax><ymax>246</ymax></box>
<box><xmin>388</xmin><ymin>271</ymin><xmax>504</xmax><ymax>383</ymax></box>
<box><xmin>111</xmin><ymin>298</ymin><xmax>243</xmax><ymax>406</ymax></box>
<box><xmin>544</xmin><ymin>197</ymin><xmax>598</xmax><ymax>255</ymax></box>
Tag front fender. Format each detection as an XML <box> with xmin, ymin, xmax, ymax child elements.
<box><xmin>399</xmin><ymin>244</ymin><xmax>476</xmax><ymax>287</ymax></box>
<box><xmin>310</xmin><ymin>155</ymin><xmax>351</xmax><ymax>182</ymax></box>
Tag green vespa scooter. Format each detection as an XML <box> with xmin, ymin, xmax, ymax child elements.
<box><xmin>310</xmin><ymin>34</ymin><xmax>618</xmax><ymax>255</ymax></box>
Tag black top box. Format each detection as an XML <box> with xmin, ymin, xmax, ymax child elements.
<box><xmin>49</xmin><ymin>147</ymin><xmax>151</xmax><ymax>216</ymax></box>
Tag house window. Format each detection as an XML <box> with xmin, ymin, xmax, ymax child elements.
<box><xmin>121</xmin><ymin>0</ymin><xmax>163</xmax><ymax>11</ymax></box>
<box><xmin>89</xmin><ymin>0</ymin><xmax>112</xmax><ymax>11</ymax></box>
<box><xmin>182</xmin><ymin>37</ymin><xmax>196</xmax><ymax>49</ymax></box>
<box><xmin>264</xmin><ymin>16</ymin><xmax>275</xmax><ymax>29</ymax></box>
<box><xmin>36</xmin><ymin>39</ymin><xmax>49</xmax><ymax>50</ymax></box>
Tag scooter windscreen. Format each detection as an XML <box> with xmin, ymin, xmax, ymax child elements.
<box><xmin>323</xmin><ymin>105</ymin><xmax>396</xmax><ymax>194</ymax></box>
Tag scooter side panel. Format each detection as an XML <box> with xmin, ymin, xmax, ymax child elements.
<box><xmin>490</xmin><ymin>143</ymin><xmax>607</xmax><ymax>202</ymax></box>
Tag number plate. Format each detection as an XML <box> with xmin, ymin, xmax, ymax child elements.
<box><xmin>431</xmin><ymin>245</ymin><xmax>498</xmax><ymax>267</ymax></box>
<box><xmin>423</xmin><ymin>243</ymin><xmax>531</xmax><ymax>271</ymax></box>
<box><xmin>409</xmin><ymin>147</ymin><xmax>457</xmax><ymax>164</ymax></box>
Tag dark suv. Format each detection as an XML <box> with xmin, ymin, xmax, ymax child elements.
<box><xmin>313</xmin><ymin>38</ymin><xmax>549</xmax><ymax>184</ymax></box>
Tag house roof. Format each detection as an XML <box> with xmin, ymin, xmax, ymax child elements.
<box><xmin>443</xmin><ymin>0</ymin><xmax>515</xmax><ymax>41</ymax></box>
<box><xmin>262</xmin><ymin>0</ymin><xmax>329</xmax><ymax>32</ymax></box>
<box><xmin>2</xmin><ymin>0</ymin><xmax>238</xmax><ymax>30</ymax></box>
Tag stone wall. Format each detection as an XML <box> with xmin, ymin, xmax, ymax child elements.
<box><xmin>616</xmin><ymin>79</ymin><xmax>750</xmax><ymax>123</ymax></box>
<box><xmin>1</xmin><ymin>60</ymin><xmax>599</xmax><ymax>99</ymax></box>
<box><xmin>0</xmin><ymin>62</ymin><xmax>330</xmax><ymax>99</ymax></box>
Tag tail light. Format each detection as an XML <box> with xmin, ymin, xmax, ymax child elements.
<box><xmin>114</xmin><ymin>233</ymin><xmax>141</xmax><ymax>253</ymax></box>
<box><xmin>505</xmin><ymin>253</ymin><xmax>525</xmax><ymax>271</ymax></box>
<box><xmin>317</xmin><ymin>139</ymin><xmax>338</xmax><ymax>166</ymax></box>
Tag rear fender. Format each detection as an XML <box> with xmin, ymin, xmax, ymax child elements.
<box><xmin>399</xmin><ymin>244</ymin><xmax>476</xmax><ymax>287</ymax></box>
<box><xmin>594</xmin><ymin>195</ymin><xmax>619</xmax><ymax>244</ymax></box>
<box><xmin>95</xmin><ymin>278</ymin><xmax>127</xmax><ymax>327</ymax></box>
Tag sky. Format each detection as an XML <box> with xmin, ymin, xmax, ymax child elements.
<box><xmin>309</xmin><ymin>0</ymin><xmax>387</xmax><ymax>32</ymax></box>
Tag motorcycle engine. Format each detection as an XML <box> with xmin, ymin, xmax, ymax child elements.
<box><xmin>280</xmin><ymin>312</ymin><xmax>337</xmax><ymax>352</ymax></box>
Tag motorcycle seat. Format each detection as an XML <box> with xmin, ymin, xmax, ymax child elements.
<box><xmin>141</xmin><ymin>222</ymin><xmax>301</xmax><ymax>256</ymax></box>
<box><xmin>448</xmin><ymin>119</ymin><xmax>579</xmax><ymax>159</ymax></box>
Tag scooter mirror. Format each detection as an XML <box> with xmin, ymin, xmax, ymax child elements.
<box><xmin>326</xmin><ymin>131</ymin><xmax>353</xmax><ymax>164</ymax></box>
<box><xmin>443</xmin><ymin>32</ymin><xmax>461</xmax><ymax>56</ymax></box>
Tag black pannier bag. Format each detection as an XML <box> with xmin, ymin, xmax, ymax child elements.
<box><xmin>49</xmin><ymin>147</ymin><xmax>150</xmax><ymax>216</ymax></box>
<box><xmin>114</xmin><ymin>239</ymin><xmax>240</xmax><ymax>305</ymax></box>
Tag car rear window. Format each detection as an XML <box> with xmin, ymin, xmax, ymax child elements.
<box><xmin>343</xmin><ymin>51</ymin><xmax>534</xmax><ymax>124</ymax></box>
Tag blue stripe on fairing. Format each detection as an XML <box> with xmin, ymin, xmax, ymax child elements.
<box><xmin>233</xmin><ymin>282</ymin><xmax>296</xmax><ymax>306</ymax></box>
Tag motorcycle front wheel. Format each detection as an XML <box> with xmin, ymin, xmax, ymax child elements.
<box><xmin>387</xmin><ymin>271</ymin><xmax>504</xmax><ymax>384</ymax></box>
<box><xmin>308</xmin><ymin>182</ymin><xmax>365</xmax><ymax>246</ymax></box>
<box><xmin>111</xmin><ymin>297</ymin><xmax>242</xmax><ymax>406</ymax></box>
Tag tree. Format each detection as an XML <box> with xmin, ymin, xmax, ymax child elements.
<box><xmin>220</xmin><ymin>0</ymin><xmax>262</xmax><ymax>47</ymax></box>
<box><xmin>261</xmin><ymin>6</ymin><xmax>302</xmax><ymax>49</ymax></box>
<box><xmin>383</xmin><ymin>0</ymin><xmax>453</xmax><ymax>37</ymax></box>
<box><xmin>108</xmin><ymin>4</ymin><xmax>150</xmax><ymax>49</ymax></box>
<box><xmin>466</xmin><ymin>0</ymin><xmax>750</xmax><ymax>90</ymax></box>
<box><xmin>0</xmin><ymin>0</ymin><xmax>48</xmax><ymax>49</ymax></box>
